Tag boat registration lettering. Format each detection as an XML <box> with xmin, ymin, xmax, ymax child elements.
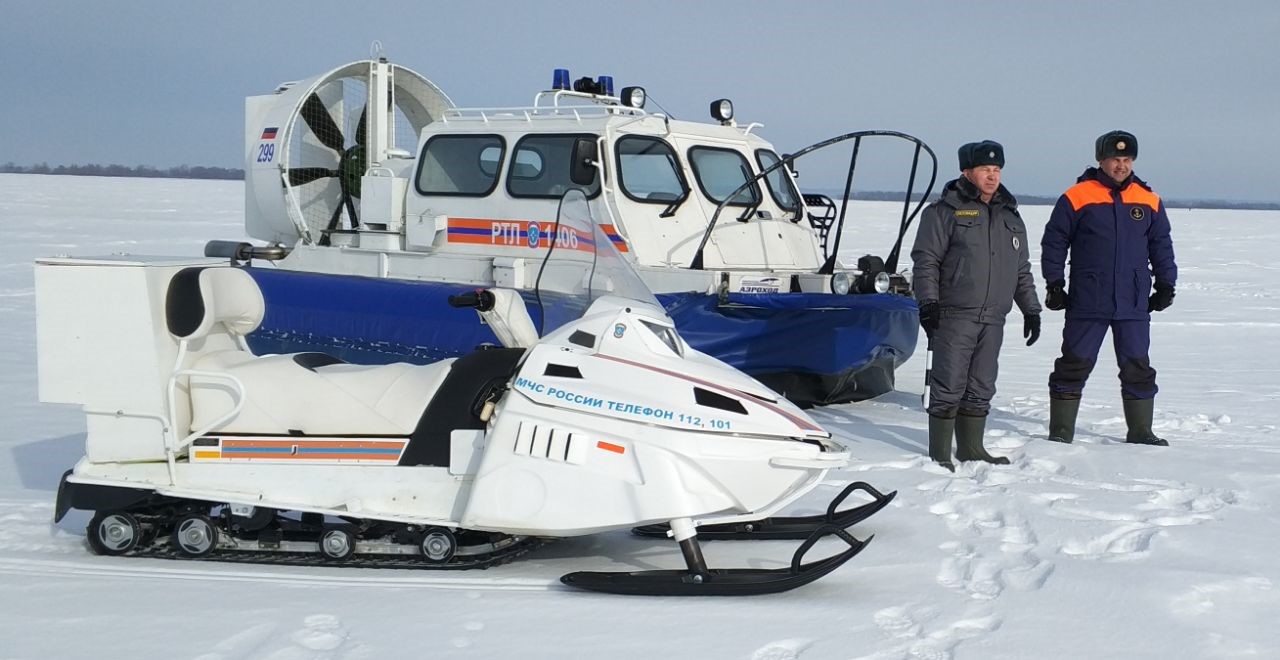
<box><xmin>739</xmin><ymin>276</ymin><xmax>782</xmax><ymax>294</ymax></box>
<box><xmin>486</xmin><ymin>221</ymin><xmax>582</xmax><ymax>250</ymax></box>
<box><xmin>492</xmin><ymin>222</ymin><xmax>525</xmax><ymax>245</ymax></box>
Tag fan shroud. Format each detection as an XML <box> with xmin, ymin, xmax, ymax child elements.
<box><xmin>245</xmin><ymin>60</ymin><xmax>453</xmax><ymax>245</ymax></box>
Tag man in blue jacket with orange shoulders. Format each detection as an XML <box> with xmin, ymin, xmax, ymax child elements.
<box><xmin>1041</xmin><ymin>130</ymin><xmax>1177</xmax><ymax>446</ymax></box>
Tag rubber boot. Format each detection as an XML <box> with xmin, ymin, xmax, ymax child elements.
<box><xmin>1123</xmin><ymin>398</ymin><xmax>1168</xmax><ymax>446</ymax></box>
<box><xmin>1047</xmin><ymin>396</ymin><xmax>1081</xmax><ymax>444</ymax></box>
<box><xmin>955</xmin><ymin>412</ymin><xmax>1011</xmax><ymax>465</ymax></box>
<box><xmin>928</xmin><ymin>415</ymin><xmax>956</xmax><ymax>472</ymax></box>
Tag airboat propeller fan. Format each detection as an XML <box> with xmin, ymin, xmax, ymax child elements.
<box><xmin>288</xmin><ymin>92</ymin><xmax>373</xmax><ymax>244</ymax></box>
<box><xmin>244</xmin><ymin>59</ymin><xmax>454</xmax><ymax>246</ymax></box>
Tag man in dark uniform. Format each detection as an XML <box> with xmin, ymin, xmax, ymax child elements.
<box><xmin>912</xmin><ymin>141</ymin><xmax>1042</xmax><ymax>471</ymax></box>
<box><xmin>1041</xmin><ymin>130</ymin><xmax>1177</xmax><ymax>446</ymax></box>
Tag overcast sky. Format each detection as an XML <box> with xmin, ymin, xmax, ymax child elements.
<box><xmin>3</xmin><ymin>1</ymin><xmax>1276</xmax><ymax>202</ymax></box>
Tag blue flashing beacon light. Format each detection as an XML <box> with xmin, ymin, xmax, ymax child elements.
<box><xmin>597</xmin><ymin>75</ymin><xmax>615</xmax><ymax>96</ymax></box>
<box><xmin>553</xmin><ymin>69</ymin><xmax>571</xmax><ymax>91</ymax></box>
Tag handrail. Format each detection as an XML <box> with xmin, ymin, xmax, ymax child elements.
<box><xmin>164</xmin><ymin>338</ymin><xmax>248</xmax><ymax>485</ymax></box>
<box><xmin>168</xmin><ymin>369</ymin><xmax>247</xmax><ymax>456</ymax></box>
<box><xmin>689</xmin><ymin>130</ymin><xmax>937</xmax><ymax>273</ymax></box>
<box><xmin>441</xmin><ymin>101</ymin><xmax>644</xmax><ymax>124</ymax></box>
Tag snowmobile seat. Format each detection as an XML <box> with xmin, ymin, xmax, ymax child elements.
<box><xmin>190</xmin><ymin>351</ymin><xmax>454</xmax><ymax>436</ymax></box>
<box><xmin>400</xmin><ymin>346</ymin><xmax>525</xmax><ymax>467</ymax></box>
<box><xmin>166</xmin><ymin>267</ymin><xmax>456</xmax><ymax>438</ymax></box>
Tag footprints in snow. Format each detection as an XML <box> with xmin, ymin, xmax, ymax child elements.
<box><xmin>194</xmin><ymin>614</ymin><xmax>354</xmax><ymax>660</ymax></box>
<box><xmin>877</xmin><ymin>441</ymin><xmax>1234</xmax><ymax>658</ymax></box>
<box><xmin>1042</xmin><ymin>477</ymin><xmax>1235</xmax><ymax>561</ymax></box>
<box><xmin>749</xmin><ymin>638</ymin><xmax>814</xmax><ymax>660</ymax></box>
<box><xmin>862</xmin><ymin>603</ymin><xmax>1002</xmax><ymax>660</ymax></box>
<box><xmin>924</xmin><ymin>483</ymin><xmax>1054</xmax><ymax>601</ymax></box>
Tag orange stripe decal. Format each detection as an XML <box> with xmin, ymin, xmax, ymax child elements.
<box><xmin>597</xmin><ymin>440</ymin><xmax>626</xmax><ymax>454</ymax></box>
<box><xmin>208</xmin><ymin>436</ymin><xmax>407</xmax><ymax>461</ymax></box>
<box><xmin>446</xmin><ymin>217</ymin><xmax>600</xmax><ymax>253</ymax></box>
<box><xmin>221</xmin><ymin>440</ymin><xmax>405</xmax><ymax>450</ymax></box>
<box><xmin>600</xmin><ymin>224</ymin><xmax>629</xmax><ymax>253</ymax></box>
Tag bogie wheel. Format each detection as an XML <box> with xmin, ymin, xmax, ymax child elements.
<box><xmin>319</xmin><ymin>528</ymin><xmax>356</xmax><ymax>561</ymax></box>
<box><xmin>419</xmin><ymin>527</ymin><xmax>457</xmax><ymax>564</ymax></box>
<box><xmin>172</xmin><ymin>514</ymin><xmax>219</xmax><ymax>557</ymax></box>
<box><xmin>87</xmin><ymin>511</ymin><xmax>142</xmax><ymax>556</ymax></box>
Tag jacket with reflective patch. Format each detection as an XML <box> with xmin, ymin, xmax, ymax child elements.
<box><xmin>1041</xmin><ymin>169</ymin><xmax>1177</xmax><ymax>320</ymax></box>
<box><xmin>912</xmin><ymin>178</ymin><xmax>1041</xmax><ymax>323</ymax></box>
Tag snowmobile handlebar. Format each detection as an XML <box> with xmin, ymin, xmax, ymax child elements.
<box><xmin>448</xmin><ymin>289</ymin><xmax>497</xmax><ymax>312</ymax></box>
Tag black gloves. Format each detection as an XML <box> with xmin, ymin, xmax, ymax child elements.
<box><xmin>918</xmin><ymin>301</ymin><xmax>940</xmax><ymax>335</ymax></box>
<box><xmin>1149</xmin><ymin>282</ymin><xmax>1175</xmax><ymax>312</ymax></box>
<box><xmin>1045</xmin><ymin>280</ymin><xmax>1067</xmax><ymax>311</ymax></box>
<box><xmin>1024</xmin><ymin>314</ymin><xmax>1041</xmax><ymax>346</ymax></box>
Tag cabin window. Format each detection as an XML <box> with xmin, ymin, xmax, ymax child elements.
<box><xmin>415</xmin><ymin>134</ymin><xmax>505</xmax><ymax>196</ymax></box>
<box><xmin>616</xmin><ymin>137</ymin><xmax>688</xmax><ymax>204</ymax></box>
<box><xmin>506</xmin><ymin>134</ymin><xmax>601</xmax><ymax>199</ymax></box>
<box><xmin>755</xmin><ymin>149</ymin><xmax>801</xmax><ymax>211</ymax></box>
<box><xmin>688</xmin><ymin>146</ymin><xmax>761</xmax><ymax>206</ymax></box>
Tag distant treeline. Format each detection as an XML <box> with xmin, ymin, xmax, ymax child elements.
<box><xmin>1</xmin><ymin>162</ymin><xmax>244</xmax><ymax>180</ymax></box>
<box><xmin>3</xmin><ymin>164</ymin><xmax>1275</xmax><ymax>210</ymax></box>
<box><xmin>832</xmin><ymin>189</ymin><xmax>1280</xmax><ymax>211</ymax></box>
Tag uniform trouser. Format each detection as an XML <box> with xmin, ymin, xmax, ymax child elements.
<box><xmin>1048</xmin><ymin>318</ymin><xmax>1157</xmax><ymax>400</ymax></box>
<box><xmin>927</xmin><ymin>318</ymin><xmax>1004</xmax><ymax>418</ymax></box>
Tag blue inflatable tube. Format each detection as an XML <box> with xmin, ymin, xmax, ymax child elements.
<box><xmin>242</xmin><ymin>268</ymin><xmax>918</xmax><ymax>407</ymax></box>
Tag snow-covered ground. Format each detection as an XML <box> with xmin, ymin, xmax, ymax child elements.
<box><xmin>1</xmin><ymin>173</ymin><xmax>1276</xmax><ymax>659</ymax></box>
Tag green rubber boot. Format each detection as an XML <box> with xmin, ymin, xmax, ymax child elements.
<box><xmin>955</xmin><ymin>412</ymin><xmax>1010</xmax><ymax>465</ymax></box>
<box><xmin>1123</xmin><ymin>398</ymin><xmax>1169</xmax><ymax>446</ymax></box>
<box><xmin>928</xmin><ymin>415</ymin><xmax>956</xmax><ymax>472</ymax></box>
<box><xmin>1048</xmin><ymin>396</ymin><xmax>1081</xmax><ymax>444</ymax></box>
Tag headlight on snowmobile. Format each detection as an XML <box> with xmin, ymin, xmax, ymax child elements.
<box><xmin>831</xmin><ymin>272</ymin><xmax>851</xmax><ymax>295</ymax></box>
<box><xmin>873</xmin><ymin>271</ymin><xmax>890</xmax><ymax>293</ymax></box>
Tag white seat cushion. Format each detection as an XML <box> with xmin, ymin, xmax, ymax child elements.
<box><xmin>188</xmin><ymin>352</ymin><xmax>455</xmax><ymax>436</ymax></box>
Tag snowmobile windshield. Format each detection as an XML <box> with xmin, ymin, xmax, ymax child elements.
<box><xmin>531</xmin><ymin>189</ymin><xmax>657</xmax><ymax>336</ymax></box>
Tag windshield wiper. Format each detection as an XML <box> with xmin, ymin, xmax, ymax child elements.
<box><xmin>660</xmin><ymin>195</ymin><xmax>686</xmax><ymax>218</ymax></box>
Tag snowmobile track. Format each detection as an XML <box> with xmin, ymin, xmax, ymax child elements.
<box><xmin>127</xmin><ymin>534</ymin><xmax>546</xmax><ymax>572</ymax></box>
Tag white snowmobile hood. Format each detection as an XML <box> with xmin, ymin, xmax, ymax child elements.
<box><xmin>513</xmin><ymin>297</ymin><xmax>830</xmax><ymax>442</ymax></box>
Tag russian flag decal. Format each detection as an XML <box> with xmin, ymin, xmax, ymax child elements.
<box><xmin>260</xmin><ymin>127</ymin><xmax>278</xmax><ymax>140</ymax></box>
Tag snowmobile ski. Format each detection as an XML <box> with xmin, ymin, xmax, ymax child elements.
<box><xmin>561</xmin><ymin>525</ymin><xmax>870</xmax><ymax>596</ymax></box>
<box><xmin>631</xmin><ymin>481</ymin><xmax>895</xmax><ymax>541</ymax></box>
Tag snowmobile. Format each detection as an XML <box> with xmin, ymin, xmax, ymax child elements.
<box><xmin>41</xmin><ymin>191</ymin><xmax>894</xmax><ymax>595</ymax></box>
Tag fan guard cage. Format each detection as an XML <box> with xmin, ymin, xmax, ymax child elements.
<box><xmin>281</xmin><ymin>62</ymin><xmax>451</xmax><ymax>241</ymax></box>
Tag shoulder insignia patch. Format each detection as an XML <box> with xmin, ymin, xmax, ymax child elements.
<box><xmin>1130</xmin><ymin>207</ymin><xmax>1145</xmax><ymax>221</ymax></box>
<box><xmin>954</xmin><ymin>210</ymin><xmax>980</xmax><ymax>217</ymax></box>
